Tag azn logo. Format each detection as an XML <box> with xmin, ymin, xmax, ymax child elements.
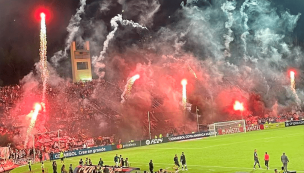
<box><xmin>116</xmin><ymin>144</ymin><xmax>123</xmax><ymax>149</ymax></box>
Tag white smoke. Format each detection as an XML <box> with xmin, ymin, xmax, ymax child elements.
<box><xmin>92</xmin><ymin>14</ymin><xmax>147</xmax><ymax>78</ymax></box>
<box><xmin>51</xmin><ymin>0</ymin><xmax>87</xmax><ymax>66</ymax></box>
<box><xmin>221</xmin><ymin>0</ymin><xmax>236</xmax><ymax>57</ymax></box>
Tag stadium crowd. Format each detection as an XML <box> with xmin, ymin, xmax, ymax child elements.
<box><xmin>1</xmin><ymin>82</ymin><xmax>303</xmax><ymax>172</ymax></box>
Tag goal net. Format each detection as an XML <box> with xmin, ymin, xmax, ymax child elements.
<box><xmin>208</xmin><ymin>120</ymin><xmax>246</xmax><ymax>137</ymax></box>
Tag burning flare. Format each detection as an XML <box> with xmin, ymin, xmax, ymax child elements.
<box><xmin>24</xmin><ymin>103</ymin><xmax>42</xmax><ymax>147</ymax></box>
<box><xmin>181</xmin><ymin>79</ymin><xmax>187</xmax><ymax>109</ymax></box>
<box><xmin>121</xmin><ymin>74</ymin><xmax>140</xmax><ymax>103</ymax></box>
<box><xmin>233</xmin><ymin>101</ymin><xmax>244</xmax><ymax>111</ymax></box>
<box><xmin>290</xmin><ymin>71</ymin><xmax>295</xmax><ymax>90</ymax></box>
<box><xmin>40</xmin><ymin>12</ymin><xmax>48</xmax><ymax>111</ymax></box>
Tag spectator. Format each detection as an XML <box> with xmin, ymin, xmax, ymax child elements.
<box><xmin>104</xmin><ymin>165</ymin><xmax>109</xmax><ymax>173</ymax></box>
<box><xmin>96</xmin><ymin>165</ymin><xmax>102</xmax><ymax>173</ymax></box>
<box><xmin>279</xmin><ymin>167</ymin><xmax>284</xmax><ymax>173</ymax></box>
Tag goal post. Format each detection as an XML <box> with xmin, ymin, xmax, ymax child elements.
<box><xmin>208</xmin><ymin>119</ymin><xmax>246</xmax><ymax>137</ymax></box>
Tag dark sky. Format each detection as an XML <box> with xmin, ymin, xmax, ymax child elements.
<box><xmin>0</xmin><ymin>0</ymin><xmax>303</xmax><ymax>86</ymax></box>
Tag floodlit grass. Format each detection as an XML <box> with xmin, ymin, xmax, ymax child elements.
<box><xmin>12</xmin><ymin>126</ymin><xmax>304</xmax><ymax>173</ymax></box>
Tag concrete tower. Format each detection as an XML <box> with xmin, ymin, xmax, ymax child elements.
<box><xmin>70</xmin><ymin>41</ymin><xmax>92</xmax><ymax>83</ymax></box>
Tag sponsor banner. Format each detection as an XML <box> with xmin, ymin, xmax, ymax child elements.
<box><xmin>264</xmin><ymin>122</ymin><xmax>285</xmax><ymax>129</ymax></box>
<box><xmin>141</xmin><ymin>137</ymin><xmax>168</xmax><ymax>146</ymax></box>
<box><xmin>246</xmin><ymin>125</ymin><xmax>263</xmax><ymax>132</ymax></box>
<box><xmin>112</xmin><ymin>141</ymin><xmax>140</xmax><ymax>150</ymax></box>
<box><xmin>74</xmin><ymin>166</ymin><xmax>139</xmax><ymax>173</ymax></box>
<box><xmin>167</xmin><ymin>131</ymin><xmax>212</xmax><ymax>142</ymax></box>
<box><xmin>285</xmin><ymin>120</ymin><xmax>304</xmax><ymax>127</ymax></box>
<box><xmin>53</xmin><ymin>145</ymin><xmax>111</xmax><ymax>159</ymax></box>
<box><xmin>217</xmin><ymin>127</ymin><xmax>244</xmax><ymax>135</ymax></box>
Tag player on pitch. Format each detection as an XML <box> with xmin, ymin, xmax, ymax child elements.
<box><xmin>180</xmin><ymin>152</ymin><xmax>187</xmax><ymax>171</ymax></box>
<box><xmin>264</xmin><ymin>152</ymin><xmax>269</xmax><ymax>170</ymax></box>
<box><xmin>253</xmin><ymin>149</ymin><xmax>261</xmax><ymax>169</ymax></box>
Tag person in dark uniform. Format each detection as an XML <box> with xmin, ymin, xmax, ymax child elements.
<box><xmin>52</xmin><ymin>161</ymin><xmax>57</xmax><ymax>173</ymax></box>
<box><xmin>180</xmin><ymin>152</ymin><xmax>187</xmax><ymax>171</ymax></box>
<box><xmin>98</xmin><ymin>158</ymin><xmax>104</xmax><ymax>166</ymax></box>
<box><xmin>28</xmin><ymin>159</ymin><xmax>32</xmax><ymax>172</ymax></box>
<box><xmin>120</xmin><ymin>158</ymin><xmax>124</xmax><ymax>167</ymax></box>
<box><xmin>253</xmin><ymin>149</ymin><xmax>261</xmax><ymax>169</ymax></box>
<box><xmin>39</xmin><ymin>152</ymin><xmax>43</xmax><ymax>163</ymax></box>
<box><xmin>69</xmin><ymin>164</ymin><xmax>73</xmax><ymax>173</ymax></box>
<box><xmin>114</xmin><ymin>154</ymin><xmax>119</xmax><ymax>167</ymax></box>
<box><xmin>79</xmin><ymin>158</ymin><xmax>83</xmax><ymax>166</ymax></box>
<box><xmin>174</xmin><ymin>154</ymin><xmax>180</xmax><ymax>168</ymax></box>
<box><xmin>149</xmin><ymin>160</ymin><xmax>154</xmax><ymax>173</ymax></box>
<box><xmin>50</xmin><ymin>151</ymin><xmax>54</xmax><ymax>162</ymax></box>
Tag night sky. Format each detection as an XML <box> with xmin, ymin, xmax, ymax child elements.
<box><xmin>0</xmin><ymin>0</ymin><xmax>303</xmax><ymax>86</ymax></box>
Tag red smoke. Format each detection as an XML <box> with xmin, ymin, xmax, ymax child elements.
<box><xmin>33</xmin><ymin>6</ymin><xmax>52</xmax><ymax>23</ymax></box>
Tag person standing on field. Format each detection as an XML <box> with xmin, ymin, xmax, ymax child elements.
<box><xmin>174</xmin><ymin>154</ymin><xmax>180</xmax><ymax>168</ymax></box>
<box><xmin>180</xmin><ymin>152</ymin><xmax>187</xmax><ymax>171</ymax></box>
<box><xmin>114</xmin><ymin>154</ymin><xmax>119</xmax><ymax>167</ymax></box>
<box><xmin>253</xmin><ymin>149</ymin><xmax>260</xmax><ymax>169</ymax></box>
<box><xmin>281</xmin><ymin>153</ymin><xmax>289</xmax><ymax>172</ymax></box>
<box><xmin>264</xmin><ymin>152</ymin><xmax>269</xmax><ymax>170</ymax></box>
<box><xmin>149</xmin><ymin>160</ymin><xmax>153</xmax><ymax>173</ymax></box>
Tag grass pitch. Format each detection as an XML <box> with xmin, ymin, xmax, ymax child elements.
<box><xmin>12</xmin><ymin>126</ymin><xmax>304</xmax><ymax>173</ymax></box>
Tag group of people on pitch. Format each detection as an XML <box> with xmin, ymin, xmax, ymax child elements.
<box><xmin>113</xmin><ymin>154</ymin><xmax>130</xmax><ymax>167</ymax></box>
<box><xmin>254</xmin><ymin>149</ymin><xmax>289</xmax><ymax>172</ymax></box>
<box><xmin>148</xmin><ymin>152</ymin><xmax>187</xmax><ymax>173</ymax></box>
<box><xmin>173</xmin><ymin>152</ymin><xmax>187</xmax><ymax>172</ymax></box>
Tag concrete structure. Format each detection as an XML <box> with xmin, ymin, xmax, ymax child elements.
<box><xmin>70</xmin><ymin>41</ymin><xmax>92</xmax><ymax>83</ymax></box>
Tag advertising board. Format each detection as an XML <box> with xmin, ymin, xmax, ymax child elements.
<box><xmin>53</xmin><ymin>145</ymin><xmax>111</xmax><ymax>159</ymax></box>
<box><xmin>285</xmin><ymin>120</ymin><xmax>304</xmax><ymax>127</ymax></box>
<box><xmin>264</xmin><ymin>122</ymin><xmax>285</xmax><ymax>129</ymax></box>
<box><xmin>167</xmin><ymin>131</ymin><xmax>212</xmax><ymax>142</ymax></box>
<box><xmin>217</xmin><ymin>127</ymin><xmax>244</xmax><ymax>135</ymax></box>
<box><xmin>140</xmin><ymin>138</ymin><xmax>168</xmax><ymax>146</ymax></box>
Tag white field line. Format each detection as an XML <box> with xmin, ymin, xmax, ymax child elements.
<box><xmin>140</xmin><ymin>132</ymin><xmax>303</xmax><ymax>150</ymax></box>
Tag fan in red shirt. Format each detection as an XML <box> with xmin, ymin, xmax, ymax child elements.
<box><xmin>264</xmin><ymin>152</ymin><xmax>270</xmax><ymax>170</ymax></box>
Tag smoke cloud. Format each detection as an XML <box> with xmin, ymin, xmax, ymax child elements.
<box><xmin>5</xmin><ymin>0</ymin><xmax>304</xmax><ymax>142</ymax></box>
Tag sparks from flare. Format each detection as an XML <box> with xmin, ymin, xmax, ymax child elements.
<box><xmin>40</xmin><ymin>12</ymin><xmax>48</xmax><ymax>112</ymax></box>
<box><xmin>290</xmin><ymin>71</ymin><xmax>295</xmax><ymax>90</ymax></box>
<box><xmin>289</xmin><ymin>70</ymin><xmax>301</xmax><ymax>105</ymax></box>
<box><xmin>181</xmin><ymin>79</ymin><xmax>187</xmax><ymax>109</ymax></box>
<box><xmin>188</xmin><ymin>65</ymin><xmax>197</xmax><ymax>78</ymax></box>
<box><xmin>24</xmin><ymin>103</ymin><xmax>42</xmax><ymax>147</ymax></box>
<box><xmin>121</xmin><ymin>74</ymin><xmax>140</xmax><ymax>103</ymax></box>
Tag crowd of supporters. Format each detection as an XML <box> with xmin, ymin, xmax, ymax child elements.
<box><xmin>1</xmin><ymin>81</ymin><xmax>304</xmax><ymax>172</ymax></box>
